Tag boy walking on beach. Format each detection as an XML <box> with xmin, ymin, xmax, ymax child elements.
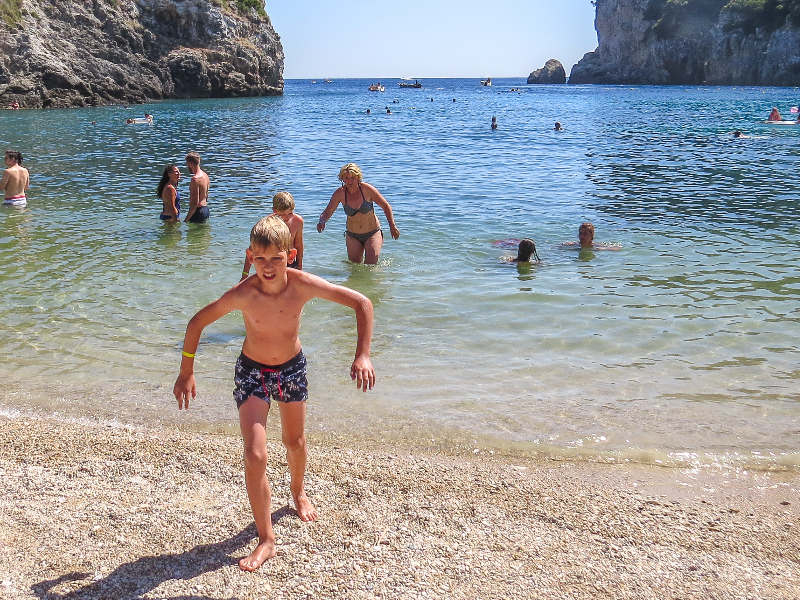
<box><xmin>241</xmin><ymin>191</ymin><xmax>304</xmax><ymax>279</ymax></box>
<box><xmin>174</xmin><ymin>215</ymin><xmax>375</xmax><ymax>571</ymax></box>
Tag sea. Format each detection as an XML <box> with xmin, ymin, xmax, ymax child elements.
<box><xmin>1</xmin><ymin>78</ymin><xmax>799</xmax><ymax>470</ymax></box>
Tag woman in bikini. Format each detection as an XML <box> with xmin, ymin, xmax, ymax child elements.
<box><xmin>317</xmin><ymin>163</ymin><xmax>400</xmax><ymax>264</ymax></box>
<box><xmin>157</xmin><ymin>164</ymin><xmax>181</xmax><ymax>222</ymax></box>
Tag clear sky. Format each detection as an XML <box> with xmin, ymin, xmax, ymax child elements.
<box><xmin>263</xmin><ymin>0</ymin><xmax>599</xmax><ymax>79</ymax></box>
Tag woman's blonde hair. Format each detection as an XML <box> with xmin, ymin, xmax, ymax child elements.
<box><xmin>338</xmin><ymin>163</ymin><xmax>363</xmax><ymax>182</ymax></box>
<box><xmin>250</xmin><ymin>215</ymin><xmax>292</xmax><ymax>252</ymax></box>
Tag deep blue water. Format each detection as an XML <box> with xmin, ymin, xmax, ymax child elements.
<box><xmin>1</xmin><ymin>78</ymin><xmax>799</xmax><ymax>468</ymax></box>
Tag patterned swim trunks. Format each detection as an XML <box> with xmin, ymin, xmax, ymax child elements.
<box><xmin>233</xmin><ymin>351</ymin><xmax>308</xmax><ymax>409</ymax></box>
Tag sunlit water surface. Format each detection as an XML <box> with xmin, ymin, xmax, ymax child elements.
<box><xmin>1</xmin><ymin>79</ymin><xmax>799</xmax><ymax>469</ymax></box>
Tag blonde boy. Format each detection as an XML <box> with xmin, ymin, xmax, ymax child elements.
<box><xmin>174</xmin><ymin>215</ymin><xmax>375</xmax><ymax>571</ymax></box>
<box><xmin>241</xmin><ymin>191</ymin><xmax>304</xmax><ymax>280</ymax></box>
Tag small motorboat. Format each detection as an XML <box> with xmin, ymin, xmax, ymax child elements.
<box><xmin>324</xmin><ymin>79</ymin><xmax>333</xmax><ymax>83</ymax></box>
<box><xmin>481</xmin><ymin>77</ymin><xmax>492</xmax><ymax>87</ymax></box>
<box><xmin>368</xmin><ymin>83</ymin><xmax>386</xmax><ymax>92</ymax></box>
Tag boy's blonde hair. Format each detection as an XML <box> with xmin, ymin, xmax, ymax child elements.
<box><xmin>250</xmin><ymin>215</ymin><xmax>292</xmax><ymax>252</ymax></box>
<box><xmin>272</xmin><ymin>191</ymin><xmax>295</xmax><ymax>212</ymax></box>
<box><xmin>338</xmin><ymin>162</ymin><xmax>363</xmax><ymax>182</ymax></box>
<box><xmin>185</xmin><ymin>152</ymin><xmax>200</xmax><ymax>166</ymax></box>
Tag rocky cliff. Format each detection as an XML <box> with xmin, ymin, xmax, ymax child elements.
<box><xmin>0</xmin><ymin>0</ymin><xmax>283</xmax><ymax>108</ymax></box>
<box><xmin>527</xmin><ymin>59</ymin><xmax>566</xmax><ymax>84</ymax></box>
<box><xmin>570</xmin><ymin>0</ymin><xmax>800</xmax><ymax>85</ymax></box>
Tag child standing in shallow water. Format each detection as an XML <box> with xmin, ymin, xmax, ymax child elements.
<box><xmin>241</xmin><ymin>192</ymin><xmax>304</xmax><ymax>279</ymax></box>
<box><xmin>174</xmin><ymin>215</ymin><xmax>375</xmax><ymax>571</ymax></box>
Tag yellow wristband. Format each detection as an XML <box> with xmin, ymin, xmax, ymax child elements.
<box><xmin>182</xmin><ymin>350</ymin><xmax>195</xmax><ymax>358</ymax></box>
<box><xmin>242</xmin><ymin>271</ymin><xmax>249</xmax><ymax>276</ymax></box>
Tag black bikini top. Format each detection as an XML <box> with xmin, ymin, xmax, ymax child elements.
<box><xmin>343</xmin><ymin>184</ymin><xmax>374</xmax><ymax>217</ymax></box>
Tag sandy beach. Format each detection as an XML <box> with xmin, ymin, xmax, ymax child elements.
<box><xmin>1</xmin><ymin>414</ymin><xmax>798</xmax><ymax>600</ymax></box>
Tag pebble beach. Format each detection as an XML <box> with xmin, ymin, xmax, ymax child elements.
<box><xmin>1</xmin><ymin>415</ymin><xmax>798</xmax><ymax>600</ymax></box>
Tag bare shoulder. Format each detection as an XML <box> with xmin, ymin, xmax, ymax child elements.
<box><xmin>288</xmin><ymin>269</ymin><xmax>359</xmax><ymax>301</ymax></box>
<box><xmin>361</xmin><ymin>181</ymin><xmax>380</xmax><ymax>196</ymax></box>
<box><xmin>331</xmin><ymin>186</ymin><xmax>345</xmax><ymax>201</ymax></box>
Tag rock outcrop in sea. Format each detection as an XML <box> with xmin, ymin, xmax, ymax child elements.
<box><xmin>569</xmin><ymin>0</ymin><xmax>800</xmax><ymax>85</ymax></box>
<box><xmin>0</xmin><ymin>0</ymin><xmax>283</xmax><ymax>108</ymax></box>
<box><xmin>527</xmin><ymin>59</ymin><xmax>566</xmax><ymax>84</ymax></box>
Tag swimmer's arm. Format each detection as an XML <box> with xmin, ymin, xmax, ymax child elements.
<box><xmin>302</xmin><ymin>274</ymin><xmax>375</xmax><ymax>391</ymax></box>
<box><xmin>163</xmin><ymin>186</ymin><xmax>179</xmax><ymax>221</ymax></box>
<box><xmin>173</xmin><ymin>290</ymin><xmax>241</xmax><ymax>408</ymax></box>
<box><xmin>365</xmin><ymin>183</ymin><xmax>400</xmax><ymax>239</ymax></box>
<box><xmin>184</xmin><ymin>177</ymin><xmax>199</xmax><ymax>222</ymax></box>
<box><xmin>240</xmin><ymin>254</ymin><xmax>252</xmax><ymax>281</ymax></box>
<box><xmin>24</xmin><ymin>169</ymin><xmax>29</xmax><ymax>191</ymax></box>
<box><xmin>294</xmin><ymin>220</ymin><xmax>304</xmax><ymax>270</ymax></box>
<box><xmin>317</xmin><ymin>191</ymin><xmax>341</xmax><ymax>232</ymax></box>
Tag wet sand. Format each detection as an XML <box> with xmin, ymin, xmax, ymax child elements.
<box><xmin>1</xmin><ymin>415</ymin><xmax>798</xmax><ymax>599</ymax></box>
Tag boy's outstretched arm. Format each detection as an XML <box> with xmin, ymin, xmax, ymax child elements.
<box><xmin>173</xmin><ymin>292</ymin><xmax>239</xmax><ymax>409</ymax></box>
<box><xmin>309</xmin><ymin>276</ymin><xmax>375</xmax><ymax>391</ymax></box>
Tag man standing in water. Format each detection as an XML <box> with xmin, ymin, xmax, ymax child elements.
<box><xmin>2</xmin><ymin>150</ymin><xmax>30</xmax><ymax>207</ymax></box>
<box><xmin>185</xmin><ymin>152</ymin><xmax>210</xmax><ymax>223</ymax></box>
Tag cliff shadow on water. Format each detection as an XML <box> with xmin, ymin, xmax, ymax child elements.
<box><xmin>0</xmin><ymin>0</ymin><xmax>284</xmax><ymax>108</ymax></box>
<box><xmin>570</xmin><ymin>0</ymin><xmax>800</xmax><ymax>85</ymax></box>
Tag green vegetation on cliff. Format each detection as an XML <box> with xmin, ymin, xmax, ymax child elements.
<box><xmin>0</xmin><ymin>0</ymin><xmax>22</xmax><ymax>28</ymax></box>
<box><xmin>644</xmin><ymin>0</ymin><xmax>800</xmax><ymax>38</ymax></box>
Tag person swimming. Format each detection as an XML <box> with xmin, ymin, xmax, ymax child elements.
<box><xmin>514</xmin><ymin>239</ymin><xmax>540</xmax><ymax>262</ymax></box>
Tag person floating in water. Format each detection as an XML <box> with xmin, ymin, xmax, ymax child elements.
<box><xmin>491</xmin><ymin>116</ymin><xmax>498</xmax><ymax>130</ymax></box>
<box><xmin>554</xmin><ymin>121</ymin><xmax>563</xmax><ymax>131</ymax></box>
<box><xmin>173</xmin><ymin>215</ymin><xmax>375</xmax><ymax>572</ymax></box>
<box><xmin>242</xmin><ymin>191</ymin><xmax>304</xmax><ymax>279</ymax></box>
<box><xmin>513</xmin><ymin>238</ymin><xmax>540</xmax><ymax>262</ymax></box>
<box><xmin>561</xmin><ymin>222</ymin><xmax>621</xmax><ymax>251</ymax></box>
<box><xmin>733</xmin><ymin>130</ymin><xmax>749</xmax><ymax>138</ymax></box>
<box><xmin>768</xmin><ymin>107</ymin><xmax>782</xmax><ymax>121</ymax></box>
<box><xmin>2</xmin><ymin>150</ymin><xmax>30</xmax><ymax>207</ymax></box>
<box><xmin>317</xmin><ymin>163</ymin><xmax>400</xmax><ymax>264</ymax></box>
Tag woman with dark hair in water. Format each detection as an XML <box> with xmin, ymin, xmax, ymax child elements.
<box><xmin>157</xmin><ymin>165</ymin><xmax>181</xmax><ymax>222</ymax></box>
<box><xmin>514</xmin><ymin>239</ymin><xmax>540</xmax><ymax>262</ymax></box>
<box><xmin>317</xmin><ymin>163</ymin><xmax>400</xmax><ymax>264</ymax></box>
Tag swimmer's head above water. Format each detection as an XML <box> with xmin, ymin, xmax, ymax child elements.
<box><xmin>578</xmin><ymin>222</ymin><xmax>595</xmax><ymax>247</ymax></box>
<box><xmin>515</xmin><ymin>238</ymin><xmax>540</xmax><ymax>262</ymax></box>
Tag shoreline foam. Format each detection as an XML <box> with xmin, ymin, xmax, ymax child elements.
<box><xmin>2</xmin><ymin>414</ymin><xmax>798</xmax><ymax>599</ymax></box>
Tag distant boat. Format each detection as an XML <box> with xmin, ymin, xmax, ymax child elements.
<box><xmin>368</xmin><ymin>83</ymin><xmax>386</xmax><ymax>92</ymax></box>
<box><xmin>481</xmin><ymin>77</ymin><xmax>492</xmax><ymax>87</ymax></box>
<box><xmin>324</xmin><ymin>79</ymin><xmax>333</xmax><ymax>83</ymax></box>
<box><xmin>311</xmin><ymin>80</ymin><xmax>317</xmax><ymax>83</ymax></box>
<box><xmin>399</xmin><ymin>78</ymin><xmax>422</xmax><ymax>89</ymax></box>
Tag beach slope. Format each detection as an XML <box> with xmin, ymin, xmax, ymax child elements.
<box><xmin>1</xmin><ymin>416</ymin><xmax>798</xmax><ymax>599</ymax></box>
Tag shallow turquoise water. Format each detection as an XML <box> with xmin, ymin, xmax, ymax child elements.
<box><xmin>1</xmin><ymin>79</ymin><xmax>799</xmax><ymax>468</ymax></box>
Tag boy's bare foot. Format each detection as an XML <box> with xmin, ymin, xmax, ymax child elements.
<box><xmin>239</xmin><ymin>539</ymin><xmax>276</xmax><ymax>572</ymax></box>
<box><xmin>295</xmin><ymin>493</ymin><xmax>318</xmax><ymax>522</ymax></box>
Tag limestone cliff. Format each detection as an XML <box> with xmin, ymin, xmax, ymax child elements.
<box><xmin>0</xmin><ymin>0</ymin><xmax>283</xmax><ymax>108</ymax></box>
<box><xmin>570</xmin><ymin>0</ymin><xmax>800</xmax><ymax>85</ymax></box>
<box><xmin>527</xmin><ymin>59</ymin><xmax>567</xmax><ymax>84</ymax></box>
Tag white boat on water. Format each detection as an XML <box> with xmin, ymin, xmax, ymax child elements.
<box><xmin>368</xmin><ymin>83</ymin><xmax>386</xmax><ymax>92</ymax></box>
<box><xmin>481</xmin><ymin>77</ymin><xmax>492</xmax><ymax>87</ymax></box>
